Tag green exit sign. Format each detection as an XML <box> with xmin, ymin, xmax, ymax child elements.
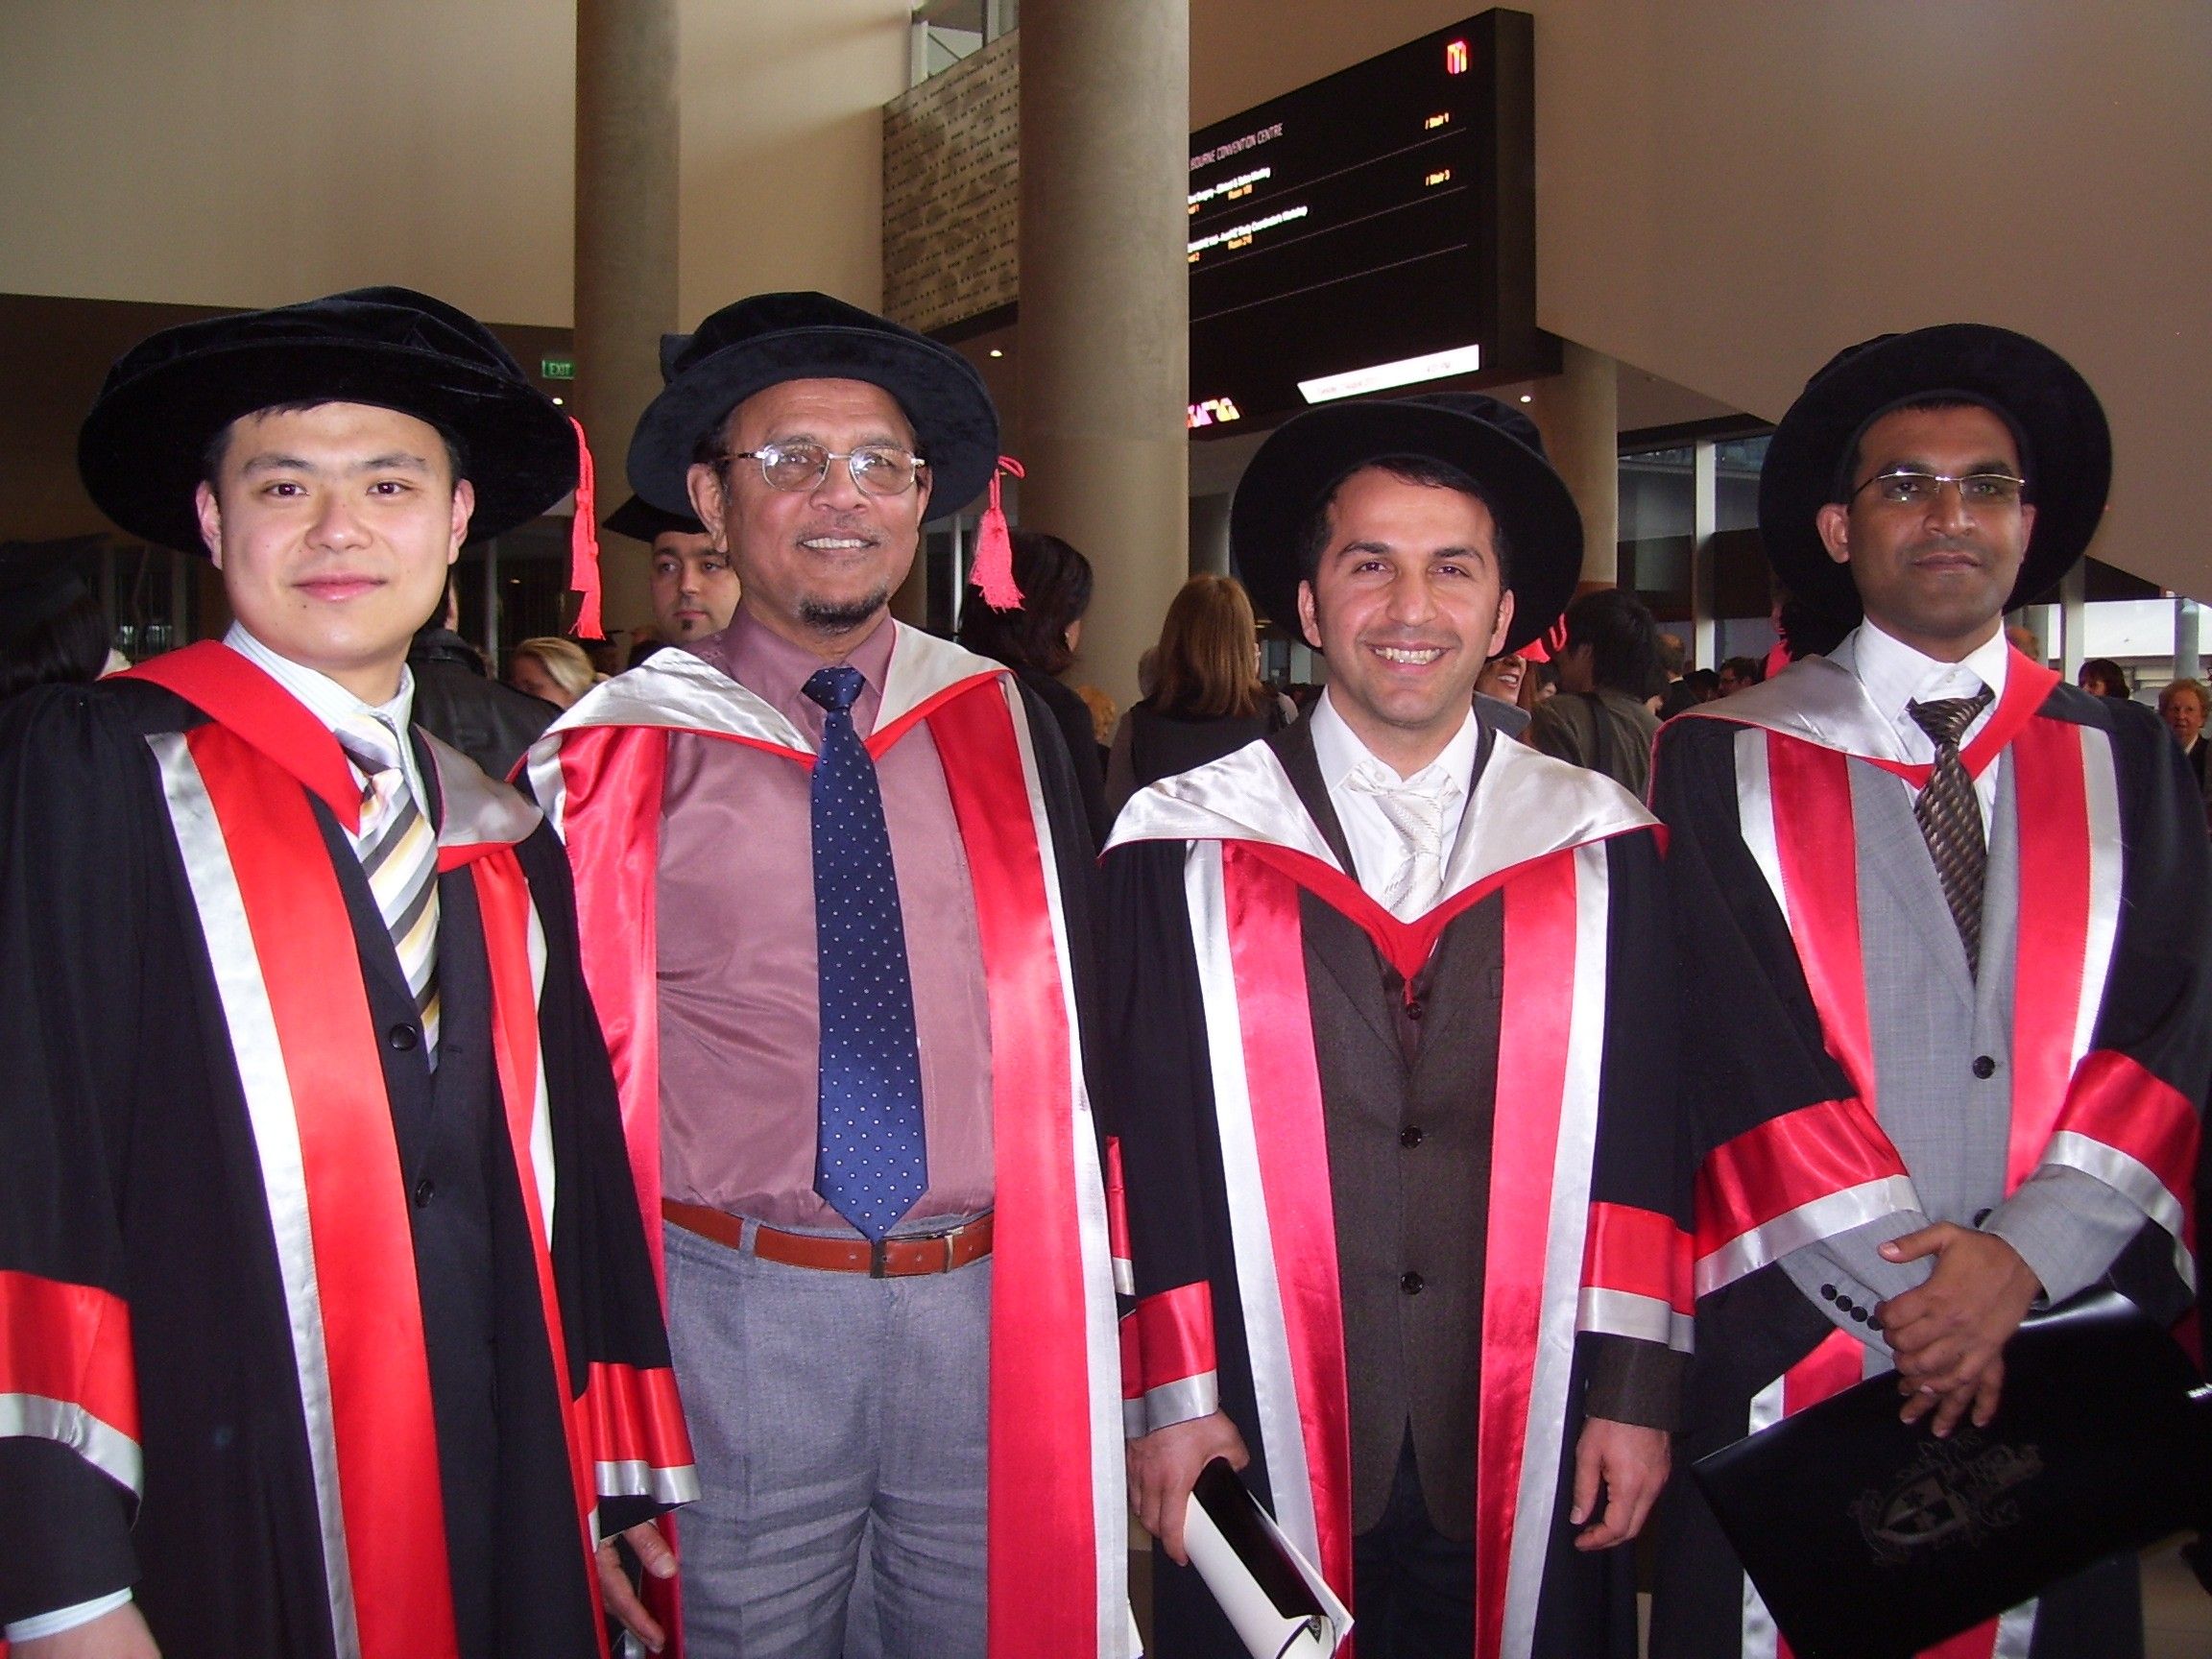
<box><xmin>541</xmin><ymin>357</ymin><xmax>575</xmax><ymax>380</ymax></box>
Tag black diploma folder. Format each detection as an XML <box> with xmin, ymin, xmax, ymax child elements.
<box><xmin>1692</xmin><ymin>1289</ymin><xmax>2212</xmax><ymax>1659</ymax></box>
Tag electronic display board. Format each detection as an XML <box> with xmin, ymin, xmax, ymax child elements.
<box><xmin>1186</xmin><ymin>10</ymin><xmax>1551</xmax><ymax>436</ymax></box>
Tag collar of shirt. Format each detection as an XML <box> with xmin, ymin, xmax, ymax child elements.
<box><xmin>224</xmin><ymin>622</ymin><xmax>425</xmax><ymax>810</ymax></box>
<box><xmin>1838</xmin><ymin>618</ymin><xmax>2012</xmax><ymax>763</ymax></box>
<box><xmin>1310</xmin><ymin>688</ymin><xmax>1479</xmax><ymax>895</ymax></box>
<box><xmin>694</xmin><ymin>606</ymin><xmax>897</xmax><ymax>743</ymax></box>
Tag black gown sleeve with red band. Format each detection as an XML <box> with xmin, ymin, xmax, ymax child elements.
<box><xmin>0</xmin><ymin>679</ymin><xmax>684</xmax><ymax>1657</ymax></box>
<box><xmin>1646</xmin><ymin>688</ymin><xmax>2212</xmax><ymax>1659</ymax></box>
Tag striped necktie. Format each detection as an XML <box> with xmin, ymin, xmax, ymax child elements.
<box><xmin>1907</xmin><ymin>687</ymin><xmax>1994</xmax><ymax>974</ymax></box>
<box><xmin>339</xmin><ymin>717</ymin><xmax>441</xmax><ymax>1063</ymax></box>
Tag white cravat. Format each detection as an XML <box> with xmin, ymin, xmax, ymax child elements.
<box><xmin>1310</xmin><ymin>690</ymin><xmax>1479</xmax><ymax>921</ymax></box>
<box><xmin>1341</xmin><ymin>758</ymin><xmax>1459</xmax><ymax>917</ymax></box>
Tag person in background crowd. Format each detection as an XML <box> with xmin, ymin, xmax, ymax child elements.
<box><xmin>2006</xmin><ymin>621</ymin><xmax>2043</xmax><ymax>661</ymax></box>
<box><xmin>956</xmin><ymin>527</ymin><xmax>1111</xmax><ymax>841</ymax></box>
<box><xmin>1715</xmin><ymin>655</ymin><xmax>1765</xmax><ymax>695</ymax></box>
<box><xmin>1475</xmin><ymin>647</ymin><xmax>1534</xmax><ymax>737</ymax></box>
<box><xmin>506</xmin><ymin>635</ymin><xmax>595</xmax><ymax>709</ymax></box>
<box><xmin>1774</xmin><ymin>584</ymin><xmax>1856</xmax><ymax>663</ymax></box>
<box><xmin>1518</xmin><ymin>655</ymin><xmax>1558</xmax><ymax>711</ymax></box>
<box><xmin>1105</xmin><ymin>572</ymin><xmax>1286</xmax><ymax>814</ymax></box>
<box><xmin>1474</xmin><ymin>647</ymin><xmax>1526</xmax><ymax>704</ymax></box>
<box><xmin>1526</xmin><ymin>586</ymin><xmax>1664</xmax><ymax>796</ymax></box>
<box><xmin>1112</xmin><ymin>391</ymin><xmax>1680</xmax><ymax>1659</ymax></box>
<box><xmin>2078</xmin><ymin>657</ymin><xmax>2129</xmax><ymax>699</ymax></box>
<box><xmin>2159</xmin><ymin>676</ymin><xmax>2209</xmax><ymax>788</ymax></box>
<box><xmin>1677</xmin><ymin>666</ymin><xmax>1721</xmax><ymax>705</ymax></box>
<box><xmin>1653</xmin><ymin>629</ymin><xmax>1688</xmax><ymax>710</ymax></box>
<box><xmin>406</xmin><ymin>577</ymin><xmax>556</xmax><ymax>778</ymax></box>
<box><xmin>0</xmin><ymin>554</ymin><xmax>110</xmax><ymax>698</ymax></box>
<box><xmin>0</xmin><ymin>285</ymin><xmax>690</xmax><ymax>1659</ymax></box>
<box><xmin>608</xmin><ymin>493</ymin><xmax>741</xmax><ymax>647</ymax></box>
<box><xmin>523</xmin><ymin>290</ymin><xmax>1131</xmax><ymax>1658</ymax></box>
<box><xmin>1075</xmin><ymin>682</ymin><xmax>1118</xmax><ymax>767</ymax></box>
<box><xmin>1648</xmin><ymin>323</ymin><xmax>2210</xmax><ymax>1658</ymax></box>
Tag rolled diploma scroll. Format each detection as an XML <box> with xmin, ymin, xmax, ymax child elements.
<box><xmin>1181</xmin><ymin>1460</ymin><xmax>1354</xmax><ymax>1659</ymax></box>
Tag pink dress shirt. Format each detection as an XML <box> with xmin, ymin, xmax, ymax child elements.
<box><xmin>655</xmin><ymin>611</ymin><xmax>996</xmax><ymax>1233</ymax></box>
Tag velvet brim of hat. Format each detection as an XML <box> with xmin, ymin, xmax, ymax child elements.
<box><xmin>78</xmin><ymin>291</ymin><xmax>576</xmax><ymax>557</ymax></box>
<box><xmin>1231</xmin><ymin>400</ymin><xmax>1582</xmax><ymax>657</ymax></box>
<box><xmin>1758</xmin><ymin>324</ymin><xmax>2111</xmax><ymax>619</ymax></box>
<box><xmin>604</xmin><ymin>493</ymin><xmax>705</xmax><ymax>541</ymax></box>
<box><xmin>627</xmin><ymin>325</ymin><xmax>998</xmax><ymax>520</ymax></box>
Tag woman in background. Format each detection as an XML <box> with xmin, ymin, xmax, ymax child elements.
<box><xmin>955</xmin><ymin>528</ymin><xmax>1110</xmax><ymax>842</ymax></box>
<box><xmin>2078</xmin><ymin>658</ymin><xmax>2130</xmax><ymax>699</ymax></box>
<box><xmin>506</xmin><ymin>635</ymin><xmax>597</xmax><ymax>710</ymax></box>
<box><xmin>0</xmin><ymin>559</ymin><xmax>112</xmax><ymax>698</ymax></box>
<box><xmin>1105</xmin><ymin>573</ymin><xmax>1285</xmax><ymax>815</ymax></box>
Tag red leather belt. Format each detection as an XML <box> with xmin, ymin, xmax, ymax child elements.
<box><xmin>662</xmin><ymin>1198</ymin><xmax>994</xmax><ymax>1278</ymax></box>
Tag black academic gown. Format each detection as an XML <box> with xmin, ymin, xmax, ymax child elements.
<box><xmin>0</xmin><ymin>668</ymin><xmax>684</xmax><ymax>1659</ymax></box>
<box><xmin>1647</xmin><ymin>672</ymin><xmax>2212</xmax><ymax>1659</ymax></box>
<box><xmin>1102</xmin><ymin>718</ymin><xmax>1688</xmax><ymax>1659</ymax></box>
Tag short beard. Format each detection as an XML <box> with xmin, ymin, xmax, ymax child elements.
<box><xmin>799</xmin><ymin>588</ymin><xmax>892</xmax><ymax>636</ymax></box>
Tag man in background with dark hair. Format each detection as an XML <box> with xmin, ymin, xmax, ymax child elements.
<box><xmin>1715</xmin><ymin>655</ymin><xmax>1764</xmax><ymax>695</ymax></box>
<box><xmin>406</xmin><ymin>576</ymin><xmax>557</xmax><ymax>778</ymax></box>
<box><xmin>0</xmin><ymin>554</ymin><xmax>111</xmax><ymax>699</ymax></box>
<box><xmin>956</xmin><ymin>527</ymin><xmax>1109</xmax><ymax>839</ymax></box>
<box><xmin>1527</xmin><ymin>586</ymin><xmax>1663</xmax><ymax>796</ymax></box>
<box><xmin>605</xmin><ymin>493</ymin><xmax>740</xmax><ymax>648</ymax></box>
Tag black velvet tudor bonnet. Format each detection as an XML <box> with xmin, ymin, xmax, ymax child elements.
<box><xmin>1230</xmin><ymin>391</ymin><xmax>1584</xmax><ymax>657</ymax></box>
<box><xmin>1757</xmin><ymin>323</ymin><xmax>2112</xmax><ymax>618</ymax></box>
<box><xmin>624</xmin><ymin>291</ymin><xmax>1000</xmax><ymax>519</ymax></box>
<box><xmin>78</xmin><ymin>286</ymin><xmax>577</xmax><ymax>556</ymax></box>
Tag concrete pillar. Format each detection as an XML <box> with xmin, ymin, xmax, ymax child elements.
<box><xmin>1189</xmin><ymin>494</ymin><xmax>1231</xmax><ymax>578</ymax></box>
<box><xmin>575</xmin><ymin>0</ymin><xmax>680</xmax><ymax>637</ymax></box>
<box><xmin>1529</xmin><ymin>339</ymin><xmax>1619</xmax><ymax>587</ymax></box>
<box><xmin>1019</xmin><ymin>0</ymin><xmax>1190</xmax><ymax>709</ymax></box>
<box><xmin>2058</xmin><ymin>560</ymin><xmax>2086</xmax><ymax>683</ymax></box>
<box><xmin>1689</xmin><ymin>438</ymin><xmax>1718</xmax><ymax>667</ymax></box>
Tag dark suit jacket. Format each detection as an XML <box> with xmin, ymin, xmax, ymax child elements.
<box><xmin>1271</xmin><ymin>716</ymin><xmax>1506</xmax><ymax>1540</ymax></box>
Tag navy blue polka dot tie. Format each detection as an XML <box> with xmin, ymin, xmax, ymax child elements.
<box><xmin>804</xmin><ymin>664</ymin><xmax>927</xmax><ymax>1240</ymax></box>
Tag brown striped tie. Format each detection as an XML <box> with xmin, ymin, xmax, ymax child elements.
<box><xmin>1908</xmin><ymin>688</ymin><xmax>1995</xmax><ymax>974</ymax></box>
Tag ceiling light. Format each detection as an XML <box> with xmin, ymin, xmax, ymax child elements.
<box><xmin>1298</xmin><ymin>342</ymin><xmax>1481</xmax><ymax>403</ymax></box>
<box><xmin>551</xmin><ymin>396</ymin><xmax>565</xmax><ymax>406</ymax></box>
<box><xmin>1519</xmin><ymin>394</ymin><xmax>1531</xmax><ymax>403</ymax></box>
<box><xmin>988</xmin><ymin>349</ymin><xmax>1003</xmax><ymax>358</ymax></box>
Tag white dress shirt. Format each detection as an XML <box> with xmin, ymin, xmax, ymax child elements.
<box><xmin>226</xmin><ymin>623</ymin><xmax>427</xmax><ymax>828</ymax></box>
<box><xmin>1832</xmin><ymin>619</ymin><xmax>2012</xmax><ymax>830</ymax></box>
<box><xmin>1308</xmin><ymin>689</ymin><xmax>1479</xmax><ymax>919</ymax></box>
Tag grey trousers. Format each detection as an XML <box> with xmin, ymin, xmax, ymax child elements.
<box><xmin>662</xmin><ymin>1219</ymin><xmax>991</xmax><ymax>1659</ymax></box>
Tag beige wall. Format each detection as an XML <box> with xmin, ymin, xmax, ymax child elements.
<box><xmin>5</xmin><ymin>1</ymin><xmax>2206</xmax><ymax>593</ymax></box>
<box><xmin>0</xmin><ymin>0</ymin><xmax>577</xmax><ymax>323</ymax></box>
<box><xmin>0</xmin><ymin>0</ymin><xmax>909</xmax><ymax>330</ymax></box>
<box><xmin>674</xmin><ymin>0</ymin><xmax>910</xmax><ymax>324</ymax></box>
<box><xmin>1194</xmin><ymin>0</ymin><xmax>2212</xmax><ymax>600</ymax></box>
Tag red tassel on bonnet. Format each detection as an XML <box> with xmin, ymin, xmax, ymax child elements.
<box><xmin>969</xmin><ymin>455</ymin><xmax>1025</xmax><ymax>611</ymax></box>
<box><xmin>565</xmin><ymin>416</ymin><xmax>605</xmax><ymax>639</ymax></box>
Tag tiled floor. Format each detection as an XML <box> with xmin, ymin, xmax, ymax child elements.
<box><xmin>1138</xmin><ymin>1537</ymin><xmax>2212</xmax><ymax>1654</ymax></box>
<box><xmin>2144</xmin><ymin>1538</ymin><xmax>2212</xmax><ymax>1659</ymax></box>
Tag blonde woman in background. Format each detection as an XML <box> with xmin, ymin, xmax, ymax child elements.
<box><xmin>506</xmin><ymin>635</ymin><xmax>597</xmax><ymax>709</ymax></box>
<box><xmin>1106</xmin><ymin>573</ymin><xmax>1288</xmax><ymax>815</ymax></box>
